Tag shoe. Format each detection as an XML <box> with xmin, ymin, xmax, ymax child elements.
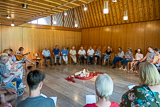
<box><xmin>110</xmin><ymin>63</ymin><xmax>113</xmax><ymax>66</ymax></box>
<box><xmin>112</xmin><ymin>66</ymin><xmax>116</xmax><ymax>69</ymax></box>
<box><xmin>50</xmin><ymin>64</ymin><xmax>53</xmax><ymax>66</ymax></box>
<box><xmin>54</xmin><ymin>63</ymin><xmax>56</xmax><ymax>66</ymax></box>
<box><xmin>88</xmin><ymin>62</ymin><xmax>91</xmax><ymax>65</ymax></box>
<box><xmin>94</xmin><ymin>63</ymin><xmax>97</xmax><ymax>65</ymax></box>
<box><xmin>17</xmin><ymin>90</ymin><xmax>24</xmax><ymax>96</ymax></box>
<box><xmin>80</xmin><ymin>62</ymin><xmax>81</xmax><ymax>65</ymax></box>
<box><xmin>45</xmin><ymin>64</ymin><xmax>48</xmax><ymax>67</ymax></box>
<box><xmin>18</xmin><ymin>84</ymin><xmax>26</xmax><ymax>89</ymax></box>
<box><xmin>59</xmin><ymin>63</ymin><xmax>61</xmax><ymax>65</ymax></box>
<box><xmin>123</xmin><ymin>69</ymin><xmax>127</xmax><ymax>71</ymax></box>
<box><xmin>119</xmin><ymin>67</ymin><xmax>122</xmax><ymax>70</ymax></box>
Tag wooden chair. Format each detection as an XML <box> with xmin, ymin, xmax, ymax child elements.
<box><xmin>32</xmin><ymin>53</ymin><xmax>43</xmax><ymax>67</ymax></box>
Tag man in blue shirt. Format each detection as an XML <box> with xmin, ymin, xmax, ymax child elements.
<box><xmin>53</xmin><ymin>45</ymin><xmax>61</xmax><ymax>65</ymax></box>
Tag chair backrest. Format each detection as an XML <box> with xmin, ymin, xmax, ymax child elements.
<box><xmin>101</xmin><ymin>46</ymin><xmax>107</xmax><ymax>53</ymax></box>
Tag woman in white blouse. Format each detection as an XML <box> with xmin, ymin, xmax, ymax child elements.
<box><xmin>69</xmin><ymin>46</ymin><xmax>77</xmax><ymax>65</ymax></box>
<box><xmin>129</xmin><ymin>48</ymin><xmax>143</xmax><ymax>73</ymax></box>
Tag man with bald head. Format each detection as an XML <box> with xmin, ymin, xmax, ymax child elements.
<box><xmin>42</xmin><ymin>47</ymin><xmax>52</xmax><ymax>67</ymax></box>
<box><xmin>78</xmin><ymin>47</ymin><xmax>86</xmax><ymax>65</ymax></box>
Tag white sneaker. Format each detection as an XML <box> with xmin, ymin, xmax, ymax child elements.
<box><xmin>119</xmin><ymin>67</ymin><xmax>122</xmax><ymax>70</ymax></box>
<box><xmin>18</xmin><ymin>83</ymin><xmax>26</xmax><ymax>89</ymax></box>
<box><xmin>123</xmin><ymin>69</ymin><xmax>127</xmax><ymax>71</ymax></box>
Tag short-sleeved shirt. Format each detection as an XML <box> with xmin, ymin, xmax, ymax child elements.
<box><xmin>106</xmin><ymin>50</ymin><xmax>112</xmax><ymax>55</ymax></box>
<box><xmin>78</xmin><ymin>50</ymin><xmax>86</xmax><ymax>55</ymax></box>
<box><xmin>53</xmin><ymin>49</ymin><xmax>60</xmax><ymax>55</ymax></box>
<box><xmin>87</xmin><ymin>49</ymin><xmax>94</xmax><ymax>56</ymax></box>
<box><xmin>70</xmin><ymin>50</ymin><xmax>76</xmax><ymax>55</ymax></box>
<box><xmin>61</xmin><ymin>49</ymin><xmax>68</xmax><ymax>56</ymax></box>
<box><xmin>118</xmin><ymin>51</ymin><xmax>124</xmax><ymax>58</ymax></box>
<box><xmin>135</xmin><ymin>53</ymin><xmax>143</xmax><ymax>60</ymax></box>
<box><xmin>95</xmin><ymin>51</ymin><xmax>101</xmax><ymax>57</ymax></box>
<box><xmin>121</xmin><ymin>85</ymin><xmax>160</xmax><ymax>107</ymax></box>
<box><xmin>42</xmin><ymin>50</ymin><xmax>51</xmax><ymax>57</ymax></box>
<box><xmin>146</xmin><ymin>51</ymin><xmax>156</xmax><ymax>61</ymax></box>
<box><xmin>84</xmin><ymin>102</ymin><xmax>119</xmax><ymax>107</ymax></box>
<box><xmin>18</xmin><ymin>96</ymin><xmax>55</xmax><ymax>107</ymax></box>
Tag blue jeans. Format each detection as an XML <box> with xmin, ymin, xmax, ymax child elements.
<box><xmin>112</xmin><ymin>57</ymin><xmax>122</xmax><ymax>66</ymax></box>
<box><xmin>44</xmin><ymin>56</ymin><xmax>52</xmax><ymax>65</ymax></box>
<box><xmin>87</xmin><ymin>56</ymin><xmax>94</xmax><ymax>63</ymax></box>
<box><xmin>104</xmin><ymin>56</ymin><xmax>110</xmax><ymax>60</ymax></box>
<box><xmin>54</xmin><ymin>55</ymin><xmax>61</xmax><ymax>63</ymax></box>
<box><xmin>121</xmin><ymin>59</ymin><xmax>132</xmax><ymax>66</ymax></box>
<box><xmin>2</xmin><ymin>82</ymin><xmax>17</xmax><ymax>92</ymax></box>
<box><xmin>12</xmin><ymin>78</ymin><xmax>22</xmax><ymax>88</ymax></box>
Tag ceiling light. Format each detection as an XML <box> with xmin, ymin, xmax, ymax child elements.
<box><xmin>103</xmin><ymin>0</ymin><xmax>109</xmax><ymax>14</ymax></box>
<box><xmin>123</xmin><ymin>10</ymin><xmax>128</xmax><ymax>20</ymax></box>
<box><xmin>83</xmin><ymin>4</ymin><xmax>87</xmax><ymax>11</ymax></box>
<box><xmin>64</xmin><ymin>11</ymin><xmax>67</xmax><ymax>16</ymax></box>
<box><xmin>11</xmin><ymin>20</ymin><xmax>14</xmax><ymax>27</ymax></box>
<box><xmin>22</xmin><ymin>4</ymin><xmax>28</xmax><ymax>9</ymax></box>
<box><xmin>112</xmin><ymin>0</ymin><xmax>117</xmax><ymax>2</ymax></box>
<box><xmin>6</xmin><ymin>14</ymin><xmax>11</xmax><ymax>19</ymax></box>
<box><xmin>53</xmin><ymin>16</ymin><xmax>57</xmax><ymax>25</ymax></box>
<box><xmin>75</xmin><ymin>20</ymin><xmax>78</xmax><ymax>28</ymax></box>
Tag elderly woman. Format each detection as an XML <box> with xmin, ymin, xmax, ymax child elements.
<box><xmin>70</xmin><ymin>46</ymin><xmax>77</xmax><ymax>65</ymax></box>
<box><xmin>61</xmin><ymin>46</ymin><xmax>68</xmax><ymax>64</ymax></box>
<box><xmin>84</xmin><ymin>74</ymin><xmax>119</xmax><ymax>107</ymax></box>
<box><xmin>120</xmin><ymin>62</ymin><xmax>160</xmax><ymax>107</ymax></box>
<box><xmin>119</xmin><ymin>48</ymin><xmax>133</xmax><ymax>71</ymax></box>
<box><xmin>94</xmin><ymin>48</ymin><xmax>101</xmax><ymax>65</ymax></box>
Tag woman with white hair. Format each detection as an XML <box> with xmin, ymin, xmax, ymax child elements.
<box><xmin>120</xmin><ymin>62</ymin><xmax>160</xmax><ymax>107</ymax></box>
<box><xmin>84</xmin><ymin>74</ymin><xmax>119</xmax><ymax>107</ymax></box>
<box><xmin>70</xmin><ymin>46</ymin><xmax>77</xmax><ymax>65</ymax></box>
<box><xmin>129</xmin><ymin>48</ymin><xmax>143</xmax><ymax>73</ymax></box>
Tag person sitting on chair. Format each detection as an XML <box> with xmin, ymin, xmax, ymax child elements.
<box><xmin>0</xmin><ymin>53</ymin><xmax>22</xmax><ymax>92</ymax></box>
<box><xmin>18</xmin><ymin>70</ymin><xmax>55</xmax><ymax>107</ymax></box>
<box><xmin>53</xmin><ymin>45</ymin><xmax>61</xmax><ymax>66</ymax></box>
<box><xmin>15</xmin><ymin>47</ymin><xmax>34</xmax><ymax>71</ymax></box>
<box><xmin>120</xmin><ymin>62</ymin><xmax>160</xmax><ymax>107</ymax></box>
<box><xmin>84</xmin><ymin>74</ymin><xmax>119</xmax><ymax>107</ymax></box>
<box><xmin>78</xmin><ymin>47</ymin><xmax>86</xmax><ymax>65</ymax></box>
<box><xmin>61</xmin><ymin>46</ymin><xmax>68</xmax><ymax>65</ymax></box>
<box><xmin>0</xmin><ymin>86</ymin><xmax>17</xmax><ymax>107</ymax></box>
<box><xmin>119</xmin><ymin>48</ymin><xmax>133</xmax><ymax>71</ymax></box>
<box><xmin>139</xmin><ymin>46</ymin><xmax>155</xmax><ymax>63</ymax></box>
<box><xmin>111</xmin><ymin>47</ymin><xmax>124</xmax><ymax>69</ymax></box>
<box><xmin>151</xmin><ymin>48</ymin><xmax>160</xmax><ymax>68</ymax></box>
<box><xmin>69</xmin><ymin>46</ymin><xmax>77</xmax><ymax>65</ymax></box>
<box><xmin>87</xmin><ymin>46</ymin><xmax>94</xmax><ymax>65</ymax></box>
<box><xmin>103</xmin><ymin>46</ymin><xmax>112</xmax><ymax>66</ymax></box>
<box><xmin>42</xmin><ymin>47</ymin><xmax>53</xmax><ymax>67</ymax></box>
<box><xmin>94</xmin><ymin>48</ymin><xmax>101</xmax><ymax>65</ymax></box>
<box><xmin>129</xmin><ymin>48</ymin><xmax>143</xmax><ymax>73</ymax></box>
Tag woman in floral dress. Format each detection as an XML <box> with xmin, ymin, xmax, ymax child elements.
<box><xmin>120</xmin><ymin>62</ymin><xmax>160</xmax><ymax>107</ymax></box>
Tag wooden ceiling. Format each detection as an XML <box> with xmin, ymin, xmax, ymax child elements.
<box><xmin>75</xmin><ymin>0</ymin><xmax>160</xmax><ymax>28</ymax></box>
<box><xmin>0</xmin><ymin>0</ymin><xmax>94</xmax><ymax>26</ymax></box>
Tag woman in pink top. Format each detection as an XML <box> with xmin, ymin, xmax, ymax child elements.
<box><xmin>84</xmin><ymin>74</ymin><xmax>119</xmax><ymax>107</ymax></box>
<box><xmin>129</xmin><ymin>48</ymin><xmax>143</xmax><ymax>73</ymax></box>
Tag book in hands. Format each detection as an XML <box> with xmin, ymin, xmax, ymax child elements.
<box><xmin>3</xmin><ymin>75</ymin><xmax>16</xmax><ymax>84</ymax></box>
<box><xmin>40</xmin><ymin>93</ymin><xmax>57</xmax><ymax>106</ymax></box>
<box><xmin>86</xmin><ymin>95</ymin><xmax>97</xmax><ymax>104</ymax></box>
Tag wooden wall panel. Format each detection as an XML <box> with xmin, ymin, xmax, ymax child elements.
<box><xmin>145</xmin><ymin>20</ymin><xmax>160</xmax><ymax>53</ymax></box>
<box><xmin>111</xmin><ymin>24</ymin><xmax>127</xmax><ymax>53</ymax></box>
<box><xmin>0</xmin><ymin>25</ymin><xmax>81</xmax><ymax>59</ymax></box>
<box><xmin>126</xmin><ymin>23</ymin><xmax>145</xmax><ymax>54</ymax></box>
<box><xmin>1</xmin><ymin>26</ymin><xmax>22</xmax><ymax>52</ymax></box>
<box><xmin>82</xmin><ymin>20</ymin><xmax>160</xmax><ymax>55</ymax></box>
<box><xmin>99</xmin><ymin>26</ymin><xmax>111</xmax><ymax>46</ymax></box>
